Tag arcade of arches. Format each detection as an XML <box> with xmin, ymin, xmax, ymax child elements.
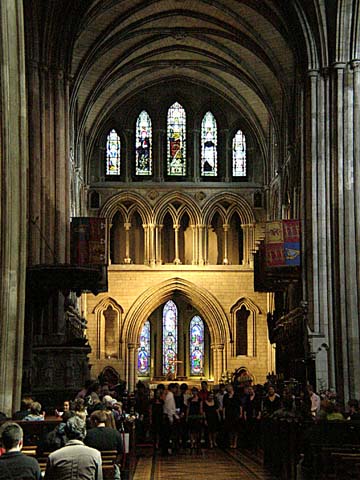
<box><xmin>1</xmin><ymin>1</ymin><xmax>360</xmax><ymax>417</ymax></box>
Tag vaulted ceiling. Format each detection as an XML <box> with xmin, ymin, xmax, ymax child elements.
<box><xmin>25</xmin><ymin>1</ymin><xmax>328</xmax><ymax>170</ymax></box>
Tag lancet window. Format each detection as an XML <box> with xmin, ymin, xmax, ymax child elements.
<box><xmin>138</xmin><ymin>320</ymin><xmax>151</xmax><ymax>375</ymax></box>
<box><xmin>162</xmin><ymin>300</ymin><xmax>178</xmax><ymax>375</ymax></box>
<box><xmin>135</xmin><ymin>111</ymin><xmax>152</xmax><ymax>176</ymax></box>
<box><xmin>232</xmin><ymin>129</ymin><xmax>247</xmax><ymax>176</ymax></box>
<box><xmin>201</xmin><ymin>112</ymin><xmax>217</xmax><ymax>176</ymax></box>
<box><xmin>106</xmin><ymin>129</ymin><xmax>121</xmax><ymax>175</ymax></box>
<box><xmin>190</xmin><ymin>315</ymin><xmax>204</xmax><ymax>375</ymax></box>
<box><xmin>167</xmin><ymin>102</ymin><xmax>186</xmax><ymax>176</ymax></box>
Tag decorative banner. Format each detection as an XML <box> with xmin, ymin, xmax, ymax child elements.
<box><xmin>265</xmin><ymin>220</ymin><xmax>300</xmax><ymax>267</ymax></box>
<box><xmin>71</xmin><ymin>218</ymin><xmax>107</xmax><ymax>265</ymax></box>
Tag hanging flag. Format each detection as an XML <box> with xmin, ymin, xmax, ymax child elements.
<box><xmin>265</xmin><ymin>220</ymin><xmax>300</xmax><ymax>267</ymax></box>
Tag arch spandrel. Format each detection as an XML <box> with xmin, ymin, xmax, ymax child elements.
<box><xmin>99</xmin><ymin>191</ymin><xmax>153</xmax><ymax>224</ymax></box>
<box><xmin>203</xmin><ymin>192</ymin><xmax>255</xmax><ymax>225</ymax></box>
<box><xmin>230</xmin><ymin>297</ymin><xmax>262</xmax><ymax>315</ymax></box>
<box><xmin>123</xmin><ymin>277</ymin><xmax>231</xmax><ymax>347</ymax></box>
<box><xmin>154</xmin><ymin>191</ymin><xmax>201</xmax><ymax>225</ymax></box>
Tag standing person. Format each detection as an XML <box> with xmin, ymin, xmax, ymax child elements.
<box><xmin>162</xmin><ymin>384</ymin><xmax>179</xmax><ymax>455</ymax></box>
<box><xmin>244</xmin><ymin>386</ymin><xmax>261</xmax><ymax>451</ymax></box>
<box><xmin>307</xmin><ymin>385</ymin><xmax>321</xmax><ymax>418</ymax></box>
<box><xmin>0</xmin><ymin>422</ymin><xmax>41</xmax><ymax>480</ymax></box>
<box><xmin>186</xmin><ymin>387</ymin><xmax>204</xmax><ymax>451</ymax></box>
<box><xmin>198</xmin><ymin>381</ymin><xmax>210</xmax><ymax>402</ymax></box>
<box><xmin>178</xmin><ymin>383</ymin><xmax>190</xmax><ymax>449</ymax></box>
<box><xmin>223</xmin><ymin>384</ymin><xmax>241</xmax><ymax>448</ymax></box>
<box><xmin>262</xmin><ymin>385</ymin><xmax>281</xmax><ymax>417</ymax></box>
<box><xmin>203</xmin><ymin>391</ymin><xmax>219</xmax><ymax>448</ymax></box>
<box><xmin>150</xmin><ymin>388</ymin><xmax>164</xmax><ymax>449</ymax></box>
<box><xmin>44</xmin><ymin>416</ymin><xmax>103</xmax><ymax>480</ymax></box>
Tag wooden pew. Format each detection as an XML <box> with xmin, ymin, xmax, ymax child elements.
<box><xmin>332</xmin><ymin>452</ymin><xmax>360</xmax><ymax>479</ymax></box>
<box><xmin>100</xmin><ymin>450</ymin><xmax>121</xmax><ymax>479</ymax></box>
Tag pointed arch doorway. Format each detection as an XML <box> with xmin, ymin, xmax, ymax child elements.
<box><xmin>123</xmin><ymin>278</ymin><xmax>230</xmax><ymax>391</ymax></box>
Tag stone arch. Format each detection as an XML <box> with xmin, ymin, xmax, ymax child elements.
<box><xmin>93</xmin><ymin>297</ymin><xmax>124</xmax><ymax>360</ymax></box>
<box><xmin>99</xmin><ymin>191</ymin><xmax>153</xmax><ymax>224</ymax></box>
<box><xmin>123</xmin><ymin>277</ymin><xmax>231</xmax><ymax>389</ymax></box>
<box><xmin>230</xmin><ymin>297</ymin><xmax>261</xmax><ymax>357</ymax></box>
<box><xmin>154</xmin><ymin>191</ymin><xmax>201</xmax><ymax>225</ymax></box>
<box><xmin>203</xmin><ymin>192</ymin><xmax>255</xmax><ymax>225</ymax></box>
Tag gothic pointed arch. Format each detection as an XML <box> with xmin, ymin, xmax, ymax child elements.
<box><xmin>230</xmin><ymin>297</ymin><xmax>261</xmax><ymax>357</ymax></box>
<box><xmin>124</xmin><ymin>277</ymin><xmax>230</xmax><ymax>348</ymax></box>
<box><xmin>154</xmin><ymin>191</ymin><xmax>201</xmax><ymax>226</ymax></box>
<box><xmin>99</xmin><ymin>191</ymin><xmax>153</xmax><ymax>225</ymax></box>
<box><xmin>203</xmin><ymin>192</ymin><xmax>255</xmax><ymax>226</ymax></box>
<box><xmin>93</xmin><ymin>297</ymin><xmax>124</xmax><ymax>360</ymax></box>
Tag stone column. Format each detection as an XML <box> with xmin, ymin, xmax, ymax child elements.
<box><xmin>124</xmin><ymin>222</ymin><xmax>132</xmax><ymax>264</ymax></box>
<box><xmin>0</xmin><ymin>0</ymin><xmax>28</xmax><ymax>416</ymax></box>
<box><xmin>222</xmin><ymin>224</ymin><xmax>229</xmax><ymax>265</ymax></box>
<box><xmin>211</xmin><ymin>344</ymin><xmax>224</xmax><ymax>383</ymax></box>
<box><xmin>155</xmin><ymin>129</ymin><xmax>165</xmax><ymax>182</ymax></box>
<box><xmin>108</xmin><ymin>223</ymin><xmax>113</xmax><ymax>264</ymax></box>
<box><xmin>143</xmin><ymin>224</ymin><xmax>149</xmax><ymax>265</ymax></box>
<box><xmin>148</xmin><ymin>223</ymin><xmax>156</xmax><ymax>266</ymax></box>
<box><xmin>192</xmin><ymin>129</ymin><xmax>200</xmax><ymax>182</ymax></box>
<box><xmin>155</xmin><ymin>224</ymin><xmax>163</xmax><ymax>265</ymax></box>
<box><xmin>124</xmin><ymin>129</ymin><xmax>132</xmax><ymax>182</ymax></box>
<box><xmin>198</xmin><ymin>225</ymin><xmax>205</xmax><ymax>266</ymax></box>
<box><xmin>220</xmin><ymin>128</ymin><xmax>230</xmax><ymax>182</ymax></box>
<box><xmin>127</xmin><ymin>343</ymin><xmax>136</xmax><ymax>393</ymax></box>
<box><xmin>191</xmin><ymin>225</ymin><xmax>197</xmax><ymax>264</ymax></box>
<box><xmin>203</xmin><ymin>225</ymin><xmax>209</xmax><ymax>264</ymax></box>
<box><xmin>173</xmin><ymin>224</ymin><xmax>181</xmax><ymax>264</ymax></box>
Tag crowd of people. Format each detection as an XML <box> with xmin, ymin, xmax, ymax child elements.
<box><xmin>0</xmin><ymin>379</ymin><xmax>359</xmax><ymax>479</ymax></box>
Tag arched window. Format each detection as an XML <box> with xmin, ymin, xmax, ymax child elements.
<box><xmin>232</xmin><ymin>129</ymin><xmax>247</xmax><ymax>176</ymax></box>
<box><xmin>138</xmin><ymin>320</ymin><xmax>151</xmax><ymax>375</ymax></box>
<box><xmin>190</xmin><ymin>315</ymin><xmax>204</xmax><ymax>375</ymax></box>
<box><xmin>135</xmin><ymin>111</ymin><xmax>152</xmax><ymax>176</ymax></box>
<box><xmin>106</xmin><ymin>129</ymin><xmax>121</xmax><ymax>175</ymax></box>
<box><xmin>167</xmin><ymin>102</ymin><xmax>186</xmax><ymax>176</ymax></box>
<box><xmin>162</xmin><ymin>300</ymin><xmax>178</xmax><ymax>375</ymax></box>
<box><xmin>201</xmin><ymin>112</ymin><xmax>217</xmax><ymax>176</ymax></box>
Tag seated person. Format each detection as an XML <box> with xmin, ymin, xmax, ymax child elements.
<box><xmin>13</xmin><ymin>396</ymin><xmax>33</xmax><ymax>420</ymax></box>
<box><xmin>44</xmin><ymin>416</ymin><xmax>102</xmax><ymax>480</ymax></box>
<box><xmin>84</xmin><ymin>410</ymin><xmax>123</xmax><ymax>454</ymax></box>
<box><xmin>45</xmin><ymin>411</ymin><xmax>74</xmax><ymax>451</ymax></box>
<box><xmin>24</xmin><ymin>402</ymin><xmax>44</xmax><ymax>421</ymax></box>
<box><xmin>0</xmin><ymin>421</ymin><xmax>41</xmax><ymax>479</ymax></box>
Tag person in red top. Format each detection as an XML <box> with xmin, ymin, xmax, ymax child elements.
<box><xmin>198</xmin><ymin>381</ymin><xmax>210</xmax><ymax>402</ymax></box>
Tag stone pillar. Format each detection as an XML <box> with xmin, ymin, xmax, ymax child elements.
<box><xmin>173</xmin><ymin>224</ymin><xmax>181</xmax><ymax>264</ymax></box>
<box><xmin>155</xmin><ymin>224</ymin><xmax>163</xmax><ymax>265</ymax></box>
<box><xmin>143</xmin><ymin>224</ymin><xmax>149</xmax><ymax>265</ymax></box>
<box><xmin>211</xmin><ymin>344</ymin><xmax>224</xmax><ymax>383</ymax></box>
<box><xmin>222</xmin><ymin>224</ymin><xmax>229</xmax><ymax>265</ymax></box>
<box><xmin>124</xmin><ymin>129</ymin><xmax>132</xmax><ymax>182</ymax></box>
<box><xmin>203</xmin><ymin>225</ymin><xmax>209</xmax><ymax>264</ymax></box>
<box><xmin>155</xmin><ymin>129</ymin><xmax>165</xmax><ymax>182</ymax></box>
<box><xmin>192</xmin><ymin>129</ymin><xmax>200</xmax><ymax>182</ymax></box>
<box><xmin>124</xmin><ymin>222</ymin><xmax>132</xmax><ymax>264</ymax></box>
<box><xmin>148</xmin><ymin>223</ymin><xmax>156</xmax><ymax>266</ymax></box>
<box><xmin>127</xmin><ymin>343</ymin><xmax>136</xmax><ymax>393</ymax></box>
<box><xmin>108</xmin><ymin>223</ymin><xmax>113</xmax><ymax>264</ymax></box>
<box><xmin>220</xmin><ymin>128</ymin><xmax>230</xmax><ymax>182</ymax></box>
<box><xmin>0</xmin><ymin>0</ymin><xmax>28</xmax><ymax>416</ymax></box>
<box><xmin>198</xmin><ymin>225</ymin><xmax>205</xmax><ymax>266</ymax></box>
<box><xmin>191</xmin><ymin>225</ymin><xmax>197</xmax><ymax>265</ymax></box>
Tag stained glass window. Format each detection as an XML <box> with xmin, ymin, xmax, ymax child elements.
<box><xmin>135</xmin><ymin>111</ymin><xmax>152</xmax><ymax>176</ymax></box>
<box><xmin>138</xmin><ymin>320</ymin><xmax>151</xmax><ymax>375</ymax></box>
<box><xmin>106</xmin><ymin>129</ymin><xmax>121</xmax><ymax>175</ymax></box>
<box><xmin>167</xmin><ymin>102</ymin><xmax>186</xmax><ymax>176</ymax></box>
<box><xmin>233</xmin><ymin>129</ymin><xmax>247</xmax><ymax>176</ymax></box>
<box><xmin>190</xmin><ymin>316</ymin><xmax>204</xmax><ymax>375</ymax></box>
<box><xmin>162</xmin><ymin>300</ymin><xmax>178</xmax><ymax>375</ymax></box>
<box><xmin>201</xmin><ymin>112</ymin><xmax>217</xmax><ymax>176</ymax></box>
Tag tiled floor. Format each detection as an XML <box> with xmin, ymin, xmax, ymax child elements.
<box><xmin>132</xmin><ymin>448</ymin><xmax>273</xmax><ymax>480</ymax></box>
